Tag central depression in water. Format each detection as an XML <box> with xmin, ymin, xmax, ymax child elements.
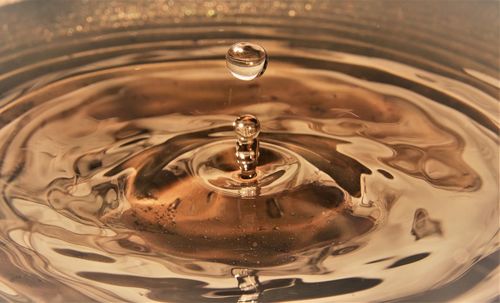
<box><xmin>0</xmin><ymin>41</ymin><xmax>497</xmax><ymax>303</ymax></box>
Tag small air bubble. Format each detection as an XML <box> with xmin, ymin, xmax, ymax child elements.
<box><xmin>226</xmin><ymin>42</ymin><xmax>268</xmax><ymax>81</ymax></box>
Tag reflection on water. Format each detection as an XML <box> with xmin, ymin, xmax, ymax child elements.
<box><xmin>0</xmin><ymin>1</ymin><xmax>498</xmax><ymax>302</ymax></box>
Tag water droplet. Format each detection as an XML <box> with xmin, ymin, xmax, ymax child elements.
<box><xmin>234</xmin><ymin>114</ymin><xmax>261</xmax><ymax>140</ymax></box>
<box><xmin>226</xmin><ymin>42</ymin><xmax>268</xmax><ymax>81</ymax></box>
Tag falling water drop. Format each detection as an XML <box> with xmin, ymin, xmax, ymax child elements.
<box><xmin>226</xmin><ymin>42</ymin><xmax>268</xmax><ymax>80</ymax></box>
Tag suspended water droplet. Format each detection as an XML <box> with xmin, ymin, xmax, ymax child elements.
<box><xmin>226</xmin><ymin>42</ymin><xmax>268</xmax><ymax>81</ymax></box>
<box><xmin>234</xmin><ymin>114</ymin><xmax>261</xmax><ymax>140</ymax></box>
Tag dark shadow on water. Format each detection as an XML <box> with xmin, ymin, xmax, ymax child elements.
<box><xmin>396</xmin><ymin>251</ymin><xmax>499</xmax><ymax>302</ymax></box>
<box><xmin>77</xmin><ymin>271</ymin><xmax>382</xmax><ymax>303</ymax></box>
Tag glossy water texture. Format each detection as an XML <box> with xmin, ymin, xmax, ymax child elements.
<box><xmin>233</xmin><ymin>114</ymin><xmax>261</xmax><ymax>179</ymax></box>
<box><xmin>0</xmin><ymin>1</ymin><xmax>498</xmax><ymax>302</ymax></box>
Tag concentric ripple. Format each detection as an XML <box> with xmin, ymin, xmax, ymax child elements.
<box><xmin>0</xmin><ymin>1</ymin><xmax>498</xmax><ymax>303</ymax></box>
